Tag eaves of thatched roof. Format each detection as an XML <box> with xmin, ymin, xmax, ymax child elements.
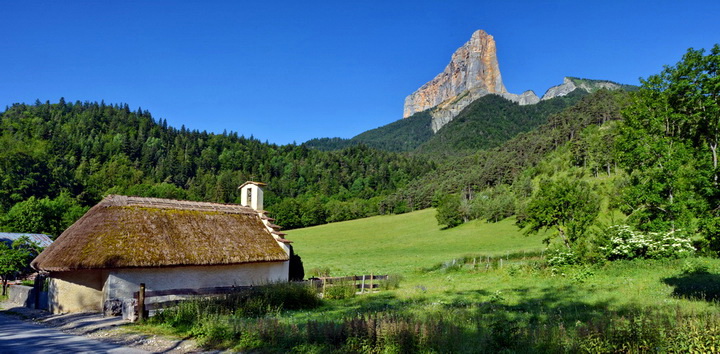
<box><xmin>32</xmin><ymin>195</ymin><xmax>289</xmax><ymax>272</ymax></box>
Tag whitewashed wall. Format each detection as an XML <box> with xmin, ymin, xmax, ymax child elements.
<box><xmin>103</xmin><ymin>261</ymin><xmax>289</xmax><ymax>300</ymax></box>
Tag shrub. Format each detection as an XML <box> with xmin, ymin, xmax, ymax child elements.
<box><xmin>571</xmin><ymin>267</ymin><xmax>595</xmax><ymax>283</ymax></box>
<box><xmin>259</xmin><ymin>282</ymin><xmax>322</xmax><ymax>310</ymax></box>
<box><xmin>435</xmin><ymin>194</ymin><xmax>463</xmax><ymax>228</ymax></box>
<box><xmin>599</xmin><ymin>225</ymin><xmax>695</xmax><ymax>260</ymax></box>
<box><xmin>472</xmin><ymin>184</ymin><xmax>518</xmax><ymax>223</ymax></box>
<box><xmin>323</xmin><ymin>281</ymin><xmax>356</xmax><ymax>300</ymax></box>
<box><xmin>151</xmin><ymin>282</ymin><xmax>322</xmax><ymax>328</ymax></box>
<box><xmin>308</xmin><ymin>267</ymin><xmax>331</xmax><ymax>277</ymax></box>
<box><xmin>381</xmin><ymin>274</ymin><xmax>403</xmax><ymax>290</ymax></box>
<box><xmin>681</xmin><ymin>259</ymin><xmax>710</xmax><ymax>275</ymax></box>
<box><xmin>546</xmin><ymin>248</ymin><xmax>578</xmax><ymax>267</ymax></box>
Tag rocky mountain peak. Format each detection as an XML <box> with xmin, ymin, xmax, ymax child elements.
<box><xmin>403</xmin><ymin>31</ymin><xmax>631</xmax><ymax>133</ymax></box>
<box><xmin>403</xmin><ymin>30</ymin><xmax>507</xmax><ymax>120</ymax></box>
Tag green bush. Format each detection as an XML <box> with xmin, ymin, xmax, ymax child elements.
<box><xmin>308</xmin><ymin>266</ymin><xmax>331</xmax><ymax>277</ymax></box>
<box><xmin>323</xmin><ymin>281</ymin><xmax>356</xmax><ymax>300</ymax></box>
<box><xmin>546</xmin><ymin>248</ymin><xmax>578</xmax><ymax>267</ymax></box>
<box><xmin>381</xmin><ymin>274</ymin><xmax>404</xmax><ymax>290</ymax></box>
<box><xmin>435</xmin><ymin>194</ymin><xmax>463</xmax><ymax>228</ymax></box>
<box><xmin>681</xmin><ymin>259</ymin><xmax>710</xmax><ymax>275</ymax></box>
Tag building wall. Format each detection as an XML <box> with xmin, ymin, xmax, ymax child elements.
<box><xmin>104</xmin><ymin>261</ymin><xmax>289</xmax><ymax>301</ymax></box>
<box><xmin>48</xmin><ymin>270</ymin><xmax>106</xmax><ymax>314</ymax></box>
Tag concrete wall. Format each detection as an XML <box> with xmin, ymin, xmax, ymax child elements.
<box><xmin>48</xmin><ymin>270</ymin><xmax>105</xmax><ymax>314</ymax></box>
<box><xmin>8</xmin><ymin>285</ymin><xmax>32</xmax><ymax>307</ymax></box>
<box><xmin>104</xmin><ymin>261</ymin><xmax>289</xmax><ymax>301</ymax></box>
<box><xmin>8</xmin><ymin>285</ymin><xmax>48</xmax><ymax>310</ymax></box>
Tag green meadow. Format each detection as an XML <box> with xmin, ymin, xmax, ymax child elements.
<box><xmin>288</xmin><ymin>209</ymin><xmax>720</xmax><ymax>313</ymax></box>
<box><xmin>145</xmin><ymin>209</ymin><xmax>720</xmax><ymax>352</ymax></box>
<box><xmin>288</xmin><ymin>208</ymin><xmax>547</xmax><ymax>275</ymax></box>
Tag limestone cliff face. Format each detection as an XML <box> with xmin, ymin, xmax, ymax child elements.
<box><xmin>404</xmin><ymin>30</ymin><xmax>543</xmax><ymax>132</ymax></box>
<box><xmin>403</xmin><ymin>30</ymin><xmax>507</xmax><ymax>120</ymax></box>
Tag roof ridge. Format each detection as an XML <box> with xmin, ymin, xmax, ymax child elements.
<box><xmin>103</xmin><ymin>195</ymin><xmax>257</xmax><ymax>214</ymax></box>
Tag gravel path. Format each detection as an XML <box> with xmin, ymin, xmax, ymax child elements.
<box><xmin>0</xmin><ymin>314</ymin><xmax>147</xmax><ymax>353</ymax></box>
<box><xmin>0</xmin><ymin>301</ymin><xmax>209</xmax><ymax>353</ymax></box>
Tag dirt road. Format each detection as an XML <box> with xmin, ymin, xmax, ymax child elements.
<box><xmin>0</xmin><ymin>313</ymin><xmax>147</xmax><ymax>353</ymax></box>
<box><xmin>0</xmin><ymin>302</ymin><xmax>205</xmax><ymax>353</ymax></box>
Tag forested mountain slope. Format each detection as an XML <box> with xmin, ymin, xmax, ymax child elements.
<box><xmin>0</xmin><ymin>89</ymin><xmax>632</xmax><ymax>235</ymax></box>
<box><xmin>303</xmin><ymin>110</ymin><xmax>432</xmax><ymax>152</ymax></box>
<box><xmin>0</xmin><ymin>100</ymin><xmax>434</xmax><ymax>235</ymax></box>
<box><xmin>415</xmin><ymin>90</ymin><xmax>587</xmax><ymax>158</ymax></box>
<box><xmin>386</xmin><ymin>89</ymin><xmax>631</xmax><ymax>210</ymax></box>
<box><xmin>305</xmin><ymin>92</ymin><xmax>584</xmax><ymax>156</ymax></box>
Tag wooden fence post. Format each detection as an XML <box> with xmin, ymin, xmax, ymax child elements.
<box><xmin>138</xmin><ymin>283</ymin><xmax>146</xmax><ymax>322</ymax></box>
<box><xmin>370</xmin><ymin>273</ymin><xmax>374</xmax><ymax>293</ymax></box>
<box><xmin>361</xmin><ymin>275</ymin><xmax>366</xmax><ymax>294</ymax></box>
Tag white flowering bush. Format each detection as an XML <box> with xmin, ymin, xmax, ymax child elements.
<box><xmin>547</xmin><ymin>248</ymin><xmax>577</xmax><ymax>266</ymax></box>
<box><xmin>600</xmin><ymin>225</ymin><xmax>695</xmax><ymax>260</ymax></box>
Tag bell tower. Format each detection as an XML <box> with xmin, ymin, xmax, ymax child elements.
<box><xmin>239</xmin><ymin>181</ymin><xmax>266</xmax><ymax>210</ymax></box>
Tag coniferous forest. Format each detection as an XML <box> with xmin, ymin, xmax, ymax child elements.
<box><xmin>0</xmin><ymin>100</ymin><xmax>434</xmax><ymax>235</ymax></box>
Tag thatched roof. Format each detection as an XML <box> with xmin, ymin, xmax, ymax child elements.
<box><xmin>32</xmin><ymin>195</ymin><xmax>289</xmax><ymax>272</ymax></box>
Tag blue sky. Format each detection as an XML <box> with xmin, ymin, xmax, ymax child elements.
<box><xmin>2</xmin><ymin>1</ymin><xmax>719</xmax><ymax>145</ymax></box>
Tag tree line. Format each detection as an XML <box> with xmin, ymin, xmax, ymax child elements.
<box><xmin>0</xmin><ymin>100</ymin><xmax>435</xmax><ymax>235</ymax></box>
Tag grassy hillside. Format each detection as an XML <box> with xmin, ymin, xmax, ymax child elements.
<box><xmin>287</xmin><ymin>207</ymin><xmax>720</xmax><ymax>320</ymax></box>
<box><xmin>287</xmin><ymin>208</ymin><xmax>546</xmax><ymax>275</ymax></box>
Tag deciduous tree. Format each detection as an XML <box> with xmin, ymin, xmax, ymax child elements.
<box><xmin>517</xmin><ymin>177</ymin><xmax>600</xmax><ymax>248</ymax></box>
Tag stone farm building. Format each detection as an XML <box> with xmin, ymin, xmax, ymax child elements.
<box><xmin>31</xmin><ymin>182</ymin><xmax>292</xmax><ymax>314</ymax></box>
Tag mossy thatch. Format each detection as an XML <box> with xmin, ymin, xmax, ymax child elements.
<box><xmin>32</xmin><ymin>195</ymin><xmax>289</xmax><ymax>271</ymax></box>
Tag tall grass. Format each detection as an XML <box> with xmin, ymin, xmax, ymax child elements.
<box><xmin>153</xmin><ymin>301</ymin><xmax>720</xmax><ymax>352</ymax></box>
<box><xmin>149</xmin><ymin>282</ymin><xmax>321</xmax><ymax>333</ymax></box>
<box><xmin>146</xmin><ymin>261</ymin><xmax>720</xmax><ymax>352</ymax></box>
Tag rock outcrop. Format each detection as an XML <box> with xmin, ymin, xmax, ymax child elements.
<box><xmin>541</xmin><ymin>77</ymin><xmax>624</xmax><ymax>100</ymax></box>
<box><xmin>505</xmin><ymin>90</ymin><xmax>540</xmax><ymax>105</ymax></box>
